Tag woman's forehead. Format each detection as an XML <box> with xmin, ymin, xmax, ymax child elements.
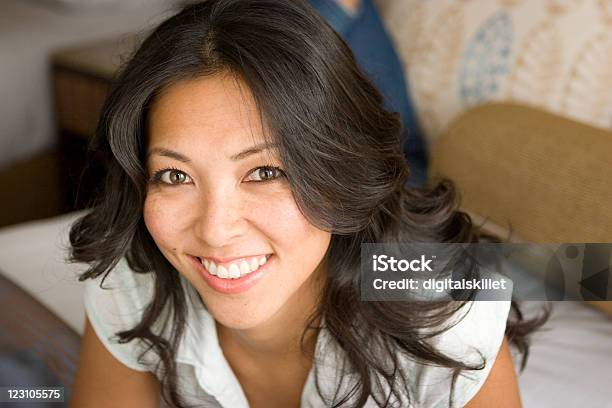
<box><xmin>147</xmin><ymin>73</ymin><xmax>269</xmax><ymax>153</ymax></box>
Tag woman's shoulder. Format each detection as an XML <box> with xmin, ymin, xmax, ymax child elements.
<box><xmin>83</xmin><ymin>258</ymin><xmax>155</xmax><ymax>327</ymax></box>
<box><xmin>409</xmin><ymin>300</ymin><xmax>512</xmax><ymax>407</ymax></box>
<box><xmin>82</xmin><ymin>257</ymin><xmax>157</xmax><ymax>372</ymax></box>
<box><xmin>433</xmin><ymin>300</ymin><xmax>511</xmax><ymax>358</ymax></box>
<box><xmin>312</xmin><ymin>301</ymin><xmax>511</xmax><ymax>407</ymax></box>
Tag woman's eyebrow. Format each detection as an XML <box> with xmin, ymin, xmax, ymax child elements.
<box><xmin>230</xmin><ymin>142</ymin><xmax>277</xmax><ymax>161</ymax></box>
<box><xmin>147</xmin><ymin>147</ymin><xmax>191</xmax><ymax>163</ymax></box>
<box><xmin>147</xmin><ymin>142</ymin><xmax>277</xmax><ymax>162</ymax></box>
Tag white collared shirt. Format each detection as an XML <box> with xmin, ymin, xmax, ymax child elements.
<box><xmin>84</xmin><ymin>258</ymin><xmax>511</xmax><ymax>407</ymax></box>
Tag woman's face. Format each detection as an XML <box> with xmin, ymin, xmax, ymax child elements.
<box><xmin>144</xmin><ymin>73</ymin><xmax>331</xmax><ymax>330</ymax></box>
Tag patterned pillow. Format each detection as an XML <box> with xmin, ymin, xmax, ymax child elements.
<box><xmin>377</xmin><ymin>0</ymin><xmax>612</xmax><ymax>144</ymax></box>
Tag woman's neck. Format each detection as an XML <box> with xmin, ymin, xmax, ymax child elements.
<box><xmin>215</xmin><ymin>267</ymin><xmax>324</xmax><ymax>406</ymax></box>
<box><xmin>217</xmin><ymin>311</ymin><xmax>316</xmax><ymax>359</ymax></box>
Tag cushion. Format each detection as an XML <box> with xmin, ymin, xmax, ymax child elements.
<box><xmin>376</xmin><ymin>0</ymin><xmax>612</xmax><ymax>144</ymax></box>
<box><xmin>431</xmin><ymin>102</ymin><xmax>612</xmax><ymax>316</ymax></box>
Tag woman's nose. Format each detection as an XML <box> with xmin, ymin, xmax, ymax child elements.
<box><xmin>193</xmin><ymin>188</ymin><xmax>247</xmax><ymax>247</ymax></box>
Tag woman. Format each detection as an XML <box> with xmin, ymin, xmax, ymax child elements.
<box><xmin>69</xmin><ymin>1</ymin><xmax>535</xmax><ymax>406</ymax></box>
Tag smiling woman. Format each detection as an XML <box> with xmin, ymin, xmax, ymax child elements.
<box><xmin>144</xmin><ymin>73</ymin><xmax>331</xmax><ymax>329</ymax></box>
<box><xmin>67</xmin><ymin>1</ymin><xmax>542</xmax><ymax>407</ymax></box>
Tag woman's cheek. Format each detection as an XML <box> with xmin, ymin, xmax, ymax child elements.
<box><xmin>143</xmin><ymin>194</ymin><xmax>184</xmax><ymax>251</ymax></box>
<box><xmin>248</xmin><ymin>191</ymin><xmax>320</xmax><ymax>247</ymax></box>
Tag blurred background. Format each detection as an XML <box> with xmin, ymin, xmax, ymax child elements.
<box><xmin>0</xmin><ymin>0</ymin><xmax>611</xmax><ymax>407</ymax></box>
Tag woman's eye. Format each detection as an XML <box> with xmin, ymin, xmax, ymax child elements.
<box><xmin>244</xmin><ymin>166</ymin><xmax>285</xmax><ymax>182</ymax></box>
<box><xmin>151</xmin><ymin>169</ymin><xmax>193</xmax><ymax>185</ymax></box>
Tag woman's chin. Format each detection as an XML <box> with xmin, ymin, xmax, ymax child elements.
<box><xmin>204</xmin><ymin>299</ymin><xmax>276</xmax><ymax>331</ymax></box>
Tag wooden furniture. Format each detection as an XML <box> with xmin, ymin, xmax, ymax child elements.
<box><xmin>51</xmin><ymin>35</ymin><xmax>140</xmax><ymax>211</ymax></box>
<box><xmin>0</xmin><ymin>152</ymin><xmax>61</xmax><ymax>228</ymax></box>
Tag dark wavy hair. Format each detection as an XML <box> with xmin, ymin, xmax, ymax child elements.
<box><xmin>70</xmin><ymin>1</ymin><xmax>546</xmax><ymax>406</ymax></box>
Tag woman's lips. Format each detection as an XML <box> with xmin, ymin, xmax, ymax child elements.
<box><xmin>188</xmin><ymin>254</ymin><xmax>273</xmax><ymax>295</ymax></box>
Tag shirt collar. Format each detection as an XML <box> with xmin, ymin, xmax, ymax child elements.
<box><xmin>175</xmin><ymin>276</ymin><xmax>367</xmax><ymax>407</ymax></box>
<box><xmin>176</xmin><ymin>277</ymin><xmax>249</xmax><ymax>407</ymax></box>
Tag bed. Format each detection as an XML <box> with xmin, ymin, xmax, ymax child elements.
<box><xmin>0</xmin><ymin>0</ymin><xmax>177</xmax><ymax>171</ymax></box>
<box><xmin>0</xmin><ymin>212</ymin><xmax>611</xmax><ymax>407</ymax></box>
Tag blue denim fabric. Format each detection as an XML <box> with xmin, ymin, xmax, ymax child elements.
<box><xmin>307</xmin><ymin>0</ymin><xmax>428</xmax><ymax>186</ymax></box>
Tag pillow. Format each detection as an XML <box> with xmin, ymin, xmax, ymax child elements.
<box><xmin>377</xmin><ymin>0</ymin><xmax>612</xmax><ymax>145</ymax></box>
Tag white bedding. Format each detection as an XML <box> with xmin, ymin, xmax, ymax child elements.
<box><xmin>0</xmin><ymin>0</ymin><xmax>177</xmax><ymax>170</ymax></box>
<box><xmin>0</xmin><ymin>213</ymin><xmax>611</xmax><ymax>407</ymax></box>
<box><xmin>0</xmin><ymin>211</ymin><xmax>88</xmax><ymax>333</ymax></box>
<box><xmin>518</xmin><ymin>302</ymin><xmax>612</xmax><ymax>407</ymax></box>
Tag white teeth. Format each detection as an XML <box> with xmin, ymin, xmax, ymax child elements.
<box><xmin>228</xmin><ymin>263</ymin><xmax>241</xmax><ymax>278</ymax></box>
<box><xmin>217</xmin><ymin>265</ymin><xmax>229</xmax><ymax>278</ymax></box>
<box><xmin>240</xmin><ymin>261</ymin><xmax>251</xmax><ymax>275</ymax></box>
<box><xmin>200</xmin><ymin>255</ymin><xmax>271</xmax><ymax>279</ymax></box>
